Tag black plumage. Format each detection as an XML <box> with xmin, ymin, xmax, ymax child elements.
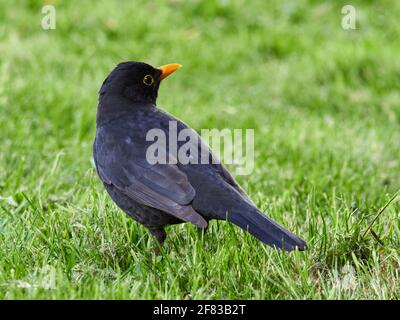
<box><xmin>93</xmin><ymin>61</ymin><xmax>306</xmax><ymax>252</ymax></box>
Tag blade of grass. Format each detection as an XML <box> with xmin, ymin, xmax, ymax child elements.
<box><xmin>362</xmin><ymin>190</ymin><xmax>399</xmax><ymax>238</ymax></box>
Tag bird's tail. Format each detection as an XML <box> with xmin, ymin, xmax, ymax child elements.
<box><xmin>228</xmin><ymin>207</ymin><xmax>307</xmax><ymax>252</ymax></box>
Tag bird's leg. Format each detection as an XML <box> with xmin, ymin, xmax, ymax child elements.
<box><xmin>148</xmin><ymin>227</ymin><xmax>166</xmax><ymax>255</ymax></box>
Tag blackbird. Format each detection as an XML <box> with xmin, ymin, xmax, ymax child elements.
<box><xmin>93</xmin><ymin>61</ymin><xmax>306</xmax><ymax>252</ymax></box>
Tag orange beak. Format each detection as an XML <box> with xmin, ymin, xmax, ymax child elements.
<box><xmin>158</xmin><ymin>63</ymin><xmax>182</xmax><ymax>80</ymax></box>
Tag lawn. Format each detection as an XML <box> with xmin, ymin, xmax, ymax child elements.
<box><xmin>0</xmin><ymin>0</ymin><xmax>399</xmax><ymax>299</ymax></box>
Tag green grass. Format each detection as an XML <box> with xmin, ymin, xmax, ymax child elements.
<box><xmin>1</xmin><ymin>0</ymin><xmax>400</xmax><ymax>299</ymax></box>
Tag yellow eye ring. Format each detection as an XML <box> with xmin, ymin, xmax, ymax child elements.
<box><xmin>143</xmin><ymin>74</ymin><xmax>154</xmax><ymax>86</ymax></box>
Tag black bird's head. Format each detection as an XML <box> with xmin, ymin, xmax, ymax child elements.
<box><xmin>99</xmin><ymin>61</ymin><xmax>181</xmax><ymax>105</ymax></box>
<box><xmin>97</xmin><ymin>61</ymin><xmax>181</xmax><ymax>125</ymax></box>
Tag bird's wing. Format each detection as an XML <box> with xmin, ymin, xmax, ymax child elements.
<box><xmin>94</xmin><ymin>128</ymin><xmax>207</xmax><ymax>228</ymax></box>
<box><xmin>157</xmin><ymin>108</ymin><xmax>251</xmax><ymax>200</ymax></box>
<box><xmin>196</xmin><ymin>135</ymin><xmax>255</xmax><ymax>205</ymax></box>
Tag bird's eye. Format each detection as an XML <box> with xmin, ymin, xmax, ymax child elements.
<box><xmin>143</xmin><ymin>74</ymin><xmax>154</xmax><ymax>86</ymax></box>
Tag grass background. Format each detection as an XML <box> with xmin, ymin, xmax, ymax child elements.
<box><xmin>1</xmin><ymin>0</ymin><xmax>400</xmax><ymax>299</ymax></box>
